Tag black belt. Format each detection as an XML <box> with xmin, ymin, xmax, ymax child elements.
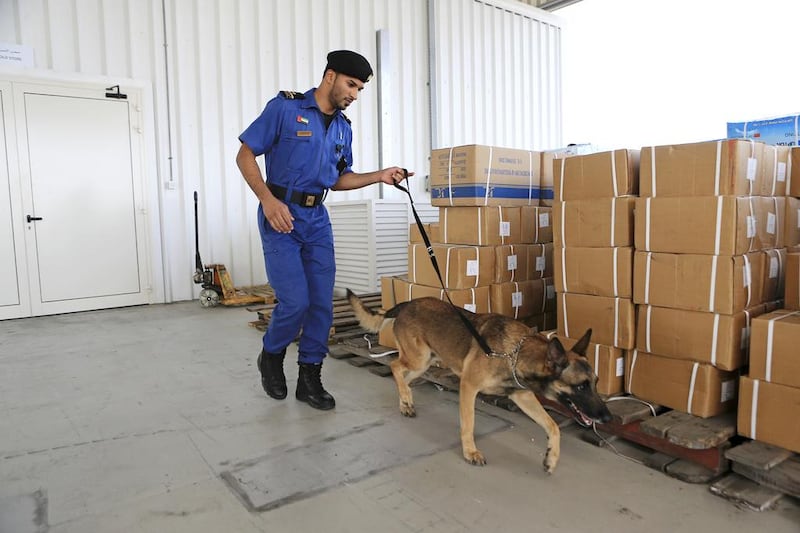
<box><xmin>267</xmin><ymin>183</ymin><xmax>324</xmax><ymax>207</ymax></box>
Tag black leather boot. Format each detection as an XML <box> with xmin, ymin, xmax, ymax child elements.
<box><xmin>257</xmin><ymin>349</ymin><xmax>287</xmax><ymax>399</ymax></box>
<box><xmin>296</xmin><ymin>362</ymin><xmax>335</xmax><ymax>410</ymax></box>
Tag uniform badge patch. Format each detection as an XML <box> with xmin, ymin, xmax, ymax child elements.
<box><xmin>296</xmin><ymin>115</ymin><xmax>309</xmax><ymax>124</ymax></box>
<box><xmin>296</xmin><ymin>131</ymin><xmax>312</xmax><ymax>137</ymax></box>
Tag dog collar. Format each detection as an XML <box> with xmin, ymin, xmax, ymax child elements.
<box><xmin>486</xmin><ymin>337</ymin><xmax>527</xmax><ymax>389</ymax></box>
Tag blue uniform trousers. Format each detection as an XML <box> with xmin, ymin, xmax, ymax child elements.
<box><xmin>257</xmin><ymin>202</ymin><xmax>335</xmax><ymax>364</ymax></box>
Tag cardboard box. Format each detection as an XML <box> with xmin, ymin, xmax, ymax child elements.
<box><xmin>786</xmin><ymin>197</ymin><xmax>800</xmax><ymax>249</ymax></box>
<box><xmin>553</xmin><ymin>149</ymin><xmax>639</xmax><ymax>200</ymax></box>
<box><xmin>520</xmin><ymin>206</ymin><xmax>553</xmax><ymax>243</ymax></box>
<box><xmin>760</xmin><ymin>145</ymin><xmax>790</xmax><ymax>196</ymax></box>
<box><xmin>554</xmin><ymin>246</ymin><xmax>633</xmax><ymax>298</ymax></box>
<box><xmin>539</xmin><ymin>144</ymin><xmax>597</xmax><ymax>206</ymax></box>
<box><xmin>490</xmin><ymin>278</ymin><xmax>555</xmax><ymax>319</ymax></box>
<box><xmin>737</xmin><ymin>377</ymin><xmax>800</xmax><ymax>453</ymax></box>
<box><xmin>633</xmin><ymin>251</ymin><xmax>764</xmax><ymax>314</ymax></box>
<box><xmin>553</xmin><ymin>197</ymin><xmax>635</xmax><ymax>248</ymax></box>
<box><xmin>749</xmin><ymin>309</ymin><xmax>800</xmax><ymax>388</ymax></box>
<box><xmin>439</xmin><ymin>206</ymin><xmax>522</xmax><ymax>246</ymax></box>
<box><xmin>541</xmin><ymin>330</ymin><xmax>625</xmax><ymax>396</ymax></box>
<box><xmin>523</xmin><ymin>312</ymin><xmax>558</xmax><ymax>334</ymax></box>
<box><xmin>634</xmin><ymin>196</ymin><xmax>784</xmax><ymax>255</ymax></box>
<box><xmin>378</xmin><ymin>322</ymin><xmax>398</xmax><ymax>349</ymax></box>
<box><xmin>493</xmin><ymin>244</ymin><xmax>530</xmax><ymax>284</ymax></box>
<box><xmin>381</xmin><ymin>275</ymin><xmax>400</xmax><ymax>310</ymax></box>
<box><xmin>787</xmin><ymin>253</ymin><xmax>800</xmax><ymax>310</ymax></box>
<box><xmin>636</xmin><ymin>305</ymin><xmax>765</xmax><ymax>371</ymax></box>
<box><xmin>526</xmin><ymin>243</ymin><xmax>554</xmax><ymax>280</ymax></box>
<box><xmin>790</xmin><ymin>147</ymin><xmax>800</xmax><ymax>197</ymax></box>
<box><xmin>640</xmin><ymin>139</ymin><xmax>764</xmax><ymax>197</ymax></box>
<box><xmin>626</xmin><ymin>350</ymin><xmax>738</xmax><ymax>418</ymax></box>
<box><xmin>761</xmin><ymin>249</ymin><xmax>787</xmax><ymax>303</ymax></box>
<box><xmin>391</xmin><ymin>277</ymin><xmax>491</xmax><ymax>314</ymax></box>
<box><xmin>557</xmin><ymin>293</ymin><xmax>636</xmax><ymax>349</ymax></box>
<box><xmin>408</xmin><ymin>243</ymin><xmax>495</xmax><ymax>289</ymax></box>
<box><xmin>430</xmin><ymin>145</ymin><xmax>540</xmax><ymax>207</ymax></box>
<box><xmin>728</xmin><ymin>114</ymin><xmax>800</xmax><ymax>146</ymax></box>
<box><xmin>409</xmin><ymin>222</ymin><xmax>440</xmax><ymax>244</ymax></box>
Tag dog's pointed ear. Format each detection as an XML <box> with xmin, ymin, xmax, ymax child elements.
<box><xmin>571</xmin><ymin>328</ymin><xmax>592</xmax><ymax>356</ymax></box>
<box><xmin>546</xmin><ymin>337</ymin><xmax>568</xmax><ymax>371</ymax></box>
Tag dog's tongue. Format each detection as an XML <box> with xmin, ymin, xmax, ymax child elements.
<box><xmin>575</xmin><ymin>410</ymin><xmax>593</xmax><ymax>427</ymax></box>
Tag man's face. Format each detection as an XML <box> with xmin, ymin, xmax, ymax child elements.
<box><xmin>329</xmin><ymin>72</ymin><xmax>365</xmax><ymax>110</ymax></box>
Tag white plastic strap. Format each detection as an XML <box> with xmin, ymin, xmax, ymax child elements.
<box><xmin>645</xmin><ymin>197</ymin><xmax>652</xmax><ymax>250</ymax></box>
<box><xmin>773</xmin><ymin>197</ymin><xmax>781</xmax><ymax>245</ymax></box>
<box><xmin>528</xmin><ymin>152</ymin><xmax>533</xmax><ymax>205</ymax></box>
<box><xmin>412</xmin><ymin>244</ymin><xmax>419</xmax><ymax>282</ymax></box>
<box><xmin>750</xmin><ymin>379</ymin><xmax>760</xmax><ymax>438</ymax></box>
<box><xmin>765</xmin><ymin>311</ymin><xmax>800</xmax><ymax>381</ymax></box>
<box><xmin>560</xmin><ymin>202</ymin><xmax>567</xmax><ymax>246</ymax></box>
<box><xmin>771</xmin><ymin>146</ymin><xmax>778</xmax><ymax>196</ymax></box>
<box><xmin>559</xmin><ymin>157</ymin><xmax>566</xmax><ymax>202</ymax></box>
<box><xmin>709</xmin><ymin>255</ymin><xmax>718</xmax><ymax>312</ymax></box>
<box><xmin>445</xmin><ymin>247</ymin><xmax>453</xmax><ymax>287</ymax></box>
<box><xmin>447</xmin><ymin>147</ymin><xmax>454</xmax><ymax>206</ymax></box>
<box><xmin>471</xmin><ymin>246</ymin><xmax>479</xmax><ymax>288</ymax></box>
<box><xmin>513</xmin><ymin>281</ymin><xmax>520</xmax><ymax>320</ymax></box>
<box><xmin>534</xmin><ymin>208</ymin><xmax>540</xmax><ymax>242</ymax></box>
<box><xmin>614</xmin><ymin>297</ymin><xmax>620</xmax><ymax>347</ymax></box>
<box><xmin>747</xmin><ymin>197</ymin><xmax>756</xmax><ymax>252</ymax></box>
<box><xmin>710</xmin><ymin>313</ymin><xmax>720</xmax><ymax>366</ymax></box>
<box><xmin>628</xmin><ymin>349</ymin><xmax>638</xmax><ymax>393</ymax></box>
<box><xmin>509</xmin><ymin>245</ymin><xmax>516</xmax><ymax>282</ymax></box>
<box><xmin>743</xmin><ymin>254</ymin><xmax>752</xmax><ymax>308</ymax></box>
<box><xmin>714</xmin><ymin>196</ymin><xmax>723</xmax><ymax>255</ymax></box>
<box><xmin>644</xmin><ymin>252</ymin><xmax>652</xmax><ymax>305</ymax></box>
<box><xmin>443</xmin><ymin>208</ymin><xmax>449</xmax><ymax>243</ymax></box>
<box><xmin>594</xmin><ymin>345</ymin><xmax>600</xmax><ymax>376</ymax></box>
<box><xmin>562</xmin><ymin>293</ymin><xmax>570</xmax><ymax>338</ymax></box>
<box><xmin>788</xmin><ymin>148</ymin><xmax>794</xmax><ymax>192</ymax></box>
<box><xmin>541</xmin><ymin>280</ymin><xmax>548</xmax><ymax>313</ymax></box>
<box><xmin>645</xmin><ymin>305</ymin><xmax>652</xmax><ymax>352</ymax></box>
<box><xmin>612</xmin><ymin>247</ymin><xmax>619</xmax><ymax>297</ymax></box>
<box><xmin>477</xmin><ymin>207</ymin><xmax>482</xmax><ymax>244</ymax></box>
<box><xmin>484</xmin><ymin>147</ymin><xmax>493</xmax><ymax>206</ymax></box>
<box><xmin>610</xmin><ymin>199</ymin><xmax>617</xmax><ymax>247</ymax></box>
<box><xmin>611</xmin><ymin>150</ymin><xmax>619</xmax><ymax>197</ymax></box>
<box><xmin>650</xmin><ymin>146</ymin><xmax>657</xmax><ymax>197</ymax></box>
<box><xmin>561</xmin><ymin>247</ymin><xmax>568</xmax><ymax>292</ymax></box>
<box><xmin>714</xmin><ymin>141</ymin><xmax>721</xmax><ymax>195</ymax></box>
<box><xmin>749</xmin><ymin>140</ymin><xmax>756</xmax><ymax>196</ymax></box>
<box><xmin>686</xmin><ymin>362</ymin><xmax>699</xmax><ymax>415</ymax></box>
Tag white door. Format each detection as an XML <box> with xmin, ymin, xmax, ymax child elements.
<box><xmin>12</xmin><ymin>82</ymin><xmax>151</xmax><ymax>316</ymax></box>
<box><xmin>0</xmin><ymin>82</ymin><xmax>31</xmax><ymax>320</ymax></box>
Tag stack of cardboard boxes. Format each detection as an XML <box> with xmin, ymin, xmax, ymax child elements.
<box><xmin>736</xmin><ymin>147</ymin><xmax>800</xmax><ymax>454</ymax></box>
<box><xmin>379</xmin><ymin>144</ymin><xmax>556</xmax><ymax>347</ymax></box>
<box><xmin>549</xmin><ymin>149</ymin><xmax>640</xmax><ymax>395</ymax></box>
<box><xmin>629</xmin><ymin>139</ymin><xmax>786</xmax><ymax>418</ymax></box>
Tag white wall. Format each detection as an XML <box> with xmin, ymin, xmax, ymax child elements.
<box><xmin>559</xmin><ymin>0</ymin><xmax>800</xmax><ymax>150</ymax></box>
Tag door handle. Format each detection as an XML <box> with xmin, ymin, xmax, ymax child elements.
<box><xmin>26</xmin><ymin>215</ymin><xmax>43</xmax><ymax>222</ymax></box>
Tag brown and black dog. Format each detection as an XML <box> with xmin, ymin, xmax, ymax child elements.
<box><xmin>347</xmin><ymin>290</ymin><xmax>612</xmax><ymax>473</ymax></box>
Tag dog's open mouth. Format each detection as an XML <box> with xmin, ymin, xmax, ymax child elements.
<box><xmin>566</xmin><ymin>400</ymin><xmax>594</xmax><ymax>428</ymax></box>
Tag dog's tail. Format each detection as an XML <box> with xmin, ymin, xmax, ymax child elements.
<box><xmin>346</xmin><ymin>289</ymin><xmax>389</xmax><ymax>333</ymax></box>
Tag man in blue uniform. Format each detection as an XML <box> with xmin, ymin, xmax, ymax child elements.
<box><xmin>236</xmin><ymin>50</ymin><xmax>411</xmax><ymax>411</ymax></box>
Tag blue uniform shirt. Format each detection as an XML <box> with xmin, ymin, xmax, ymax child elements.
<box><xmin>239</xmin><ymin>88</ymin><xmax>354</xmax><ymax>194</ymax></box>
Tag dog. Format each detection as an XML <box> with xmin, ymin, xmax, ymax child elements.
<box><xmin>347</xmin><ymin>290</ymin><xmax>612</xmax><ymax>473</ymax></box>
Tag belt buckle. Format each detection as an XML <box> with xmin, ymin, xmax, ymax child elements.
<box><xmin>304</xmin><ymin>194</ymin><xmax>316</xmax><ymax>207</ymax></box>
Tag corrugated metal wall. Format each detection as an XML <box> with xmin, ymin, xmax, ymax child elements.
<box><xmin>0</xmin><ymin>0</ymin><xmax>562</xmax><ymax>304</ymax></box>
<box><xmin>430</xmin><ymin>0</ymin><xmax>563</xmax><ymax>150</ymax></box>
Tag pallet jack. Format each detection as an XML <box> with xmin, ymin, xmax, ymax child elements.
<box><xmin>192</xmin><ymin>191</ymin><xmax>263</xmax><ymax>308</ymax></box>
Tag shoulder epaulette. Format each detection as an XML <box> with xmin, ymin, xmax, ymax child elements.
<box><xmin>341</xmin><ymin>112</ymin><xmax>351</xmax><ymax>124</ymax></box>
<box><xmin>280</xmin><ymin>90</ymin><xmax>305</xmax><ymax>100</ymax></box>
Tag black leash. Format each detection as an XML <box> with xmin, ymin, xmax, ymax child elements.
<box><xmin>393</xmin><ymin>171</ymin><xmax>495</xmax><ymax>357</ymax></box>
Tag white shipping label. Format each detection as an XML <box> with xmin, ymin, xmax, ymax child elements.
<box><xmin>767</xmin><ymin>213</ymin><xmax>776</xmax><ymax>235</ymax></box>
<box><xmin>499</xmin><ymin>221</ymin><xmax>511</xmax><ymax>237</ymax></box>
<box><xmin>743</xmin><ymin>263</ymin><xmax>752</xmax><ymax>288</ymax></box>
<box><xmin>720</xmin><ymin>379</ymin><xmax>736</xmax><ymax>402</ymax></box>
<box><xmin>546</xmin><ymin>284</ymin><xmax>556</xmax><ymax>299</ymax></box>
<box><xmin>746</xmin><ymin>216</ymin><xmax>757</xmax><ymax>238</ymax></box>
<box><xmin>536</xmin><ymin>256</ymin><xmax>546</xmax><ymax>272</ymax></box>
<box><xmin>778</xmin><ymin>162</ymin><xmax>787</xmax><ymax>182</ymax></box>
<box><xmin>512</xmin><ymin>291</ymin><xmax>523</xmax><ymax>308</ymax></box>
<box><xmin>507</xmin><ymin>254</ymin><xmax>518</xmax><ymax>271</ymax></box>
<box><xmin>615</xmin><ymin>357</ymin><xmax>624</xmax><ymax>377</ymax></box>
<box><xmin>466</xmin><ymin>260</ymin><xmax>479</xmax><ymax>276</ymax></box>
<box><xmin>770</xmin><ymin>256</ymin><xmax>779</xmax><ymax>279</ymax></box>
<box><xmin>463</xmin><ymin>303</ymin><xmax>476</xmax><ymax>313</ymax></box>
<box><xmin>539</xmin><ymin>213</ymin><xmax>550</xmax><ymax>227</ymax></box>
<box><xmin>746</xmin><ymin>157</ymin><xmax>758</xmax><ymax>181</ymax></box>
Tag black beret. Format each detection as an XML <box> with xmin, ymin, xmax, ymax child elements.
<box><xmin>326</xmin><ymin>50</ymin><xmax>373</xmax><ymax>83</ymax></box>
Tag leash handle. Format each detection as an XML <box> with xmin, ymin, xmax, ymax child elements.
<box><xmin>394</xmin><ymin>177</ymin><xmax>494</xmax><ymax>356</ymax></box>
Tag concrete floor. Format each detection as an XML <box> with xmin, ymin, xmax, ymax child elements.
<box><xmin>0</xmin><ymin>301</ymin><xmax>798</xmax><ymax>533</ymax></box>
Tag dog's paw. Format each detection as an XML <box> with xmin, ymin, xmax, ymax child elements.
<box><xmin>464</xmin><ymin>450</ymin><xmax>486</xmax><ymax>466</ymax></box>
<box><xmin>543</xmin><ymin>450</ymin><xmax>558</xmax><ymax>474</ymax></box>
<box><xmin>399</xmin><ymin>401</ymin><xmax>416</xmax><ymax>417</ymax></box>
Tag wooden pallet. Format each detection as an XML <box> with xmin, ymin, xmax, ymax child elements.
<box><xmin>707</xmin><ymin>440</ymin><xmax>800</xmax><ymax>510</ymax></box>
